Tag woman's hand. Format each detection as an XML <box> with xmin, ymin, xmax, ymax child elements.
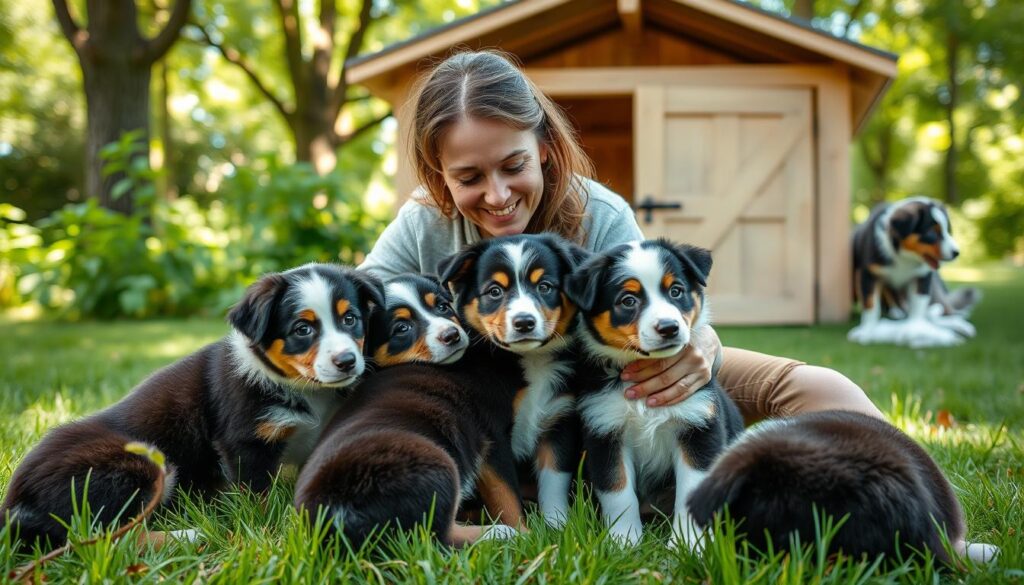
<box><xmin>621</xmin><ymin>325</ymin><xmax>722</xmax><ymax>407</ymax></box>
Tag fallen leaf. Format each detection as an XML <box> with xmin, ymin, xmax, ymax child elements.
<box><xmin>936</xmin><ymin>410</ymin><xmax>956</xmax><ymax>428</ymax></box>
<box><xmin>124</xmin><ymin>564</ymin><xmax>149</xmax><ymax>576</ymax></box>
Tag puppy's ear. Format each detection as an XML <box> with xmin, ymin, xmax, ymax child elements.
<box><xmin>888</xmin><ymin>205</ymin><xmax>924</xmax><ymax>245</ymax></box>
<box><xmin>438</xmin><ymin>246</ymin><xmax>481</xmax><ymax>299</ymax></box>
<box><xmin>229</xmin><ymin>272</ymin><xmax>288</xmax><ymax>342</ymax></box>
<box><xmin>350</xmin><ymin>270</ymin><xmax>385</xmax><ymax>311</ymax></box>
<box><xmin>666</xmin><ymin>240</ymin><xmax>712</xmax><ymax>288</ymax></box>
<box><xmin>544</xmin><ymin>233</ymin><xmax>593</xmax><ymax>271</ymax></box>
<box><xmin>685</xmin><ymin>465</ymin><xmax>749</xmax><ymax>529</ymax></box>
<box><xmin>564</xmin><ymin>254</ymin><xmax>608</xmax><ymax>313</ymax></box>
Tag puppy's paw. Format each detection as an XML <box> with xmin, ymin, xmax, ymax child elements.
<box><xmin>608</xmin><ymin>525</ymin><xmax>642</xmax><ymax>547</ymax></box>
<box><xmin>900</xmin><ymin>319</ymin><xmax>963</xmax><ymax>348</ymax></box>
<box><xmin>667</xmin><ymin>520</ymin><xmax>706</xmax><ymax>554</ymax></box>
<box><xmin>479</xmin><ymin>524</ymin><xmax>519</xmax><ymax>541</ymax></box>
<box><xmin>962</xmin><ymin>541</ymin><xmax>1000</xmax><ymax>564</ymax></box>
<box><xmin>847</xmin><ymin>324</ymin><xmax>875</xmax><ymax>344</ymax></box>
<box><xmin>932</xmin><ymin>314</ymin><xmax>976</xmax><ymax>338</ymax></box>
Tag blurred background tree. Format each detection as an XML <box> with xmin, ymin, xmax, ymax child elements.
<box><xmin>1</xmin><ymin>0</ymin><xmax>1021</xmax><ymax>318</ymax></box>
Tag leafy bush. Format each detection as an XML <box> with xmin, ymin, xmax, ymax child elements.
<box><xmin>1</xmin><ymin>134</ymin><xmax>388</xmax><ymax>319</ymax></box>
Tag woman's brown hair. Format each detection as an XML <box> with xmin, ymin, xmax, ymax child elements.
<box><xmin>409</xmin><ymin>50</ymin><xmax>595</xmax><ymax>243</ymax></box>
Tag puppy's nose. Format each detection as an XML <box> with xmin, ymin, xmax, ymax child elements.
<box><xmin>332</xmin><ymin>351</ymin><xmax>358</xmax><ymax>372</ymax></box>
<box><xmin>439</xmin><ymin>327</ymin><xmax>462</xmax><ymax>346</ymax></box>
<box><xmin>512</xmin><ymin>314</ymin><xmax>536</xmax><ymax>333</ymax></box>
<box><xmin>654</xmin><ymin>319</ymin><xmax>680</xmax><ymax>339</ymax></box>
<box><xmin>951</xmin><ymin>249</ymin><xmax>960</xmax><ymax>259</ymax></box>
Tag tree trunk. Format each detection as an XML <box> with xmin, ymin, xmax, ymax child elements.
<box><xmin>53</xmin><ymin>0</ymin><xmax>191</xmax><ymax>214</ymax></box>
<box><xmin>81</xmin><ymin>58</ymin><xmax>151</xmax><ymax>215</ymax></box>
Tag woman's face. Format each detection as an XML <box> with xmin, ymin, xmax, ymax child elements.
<box><xmin>438</xmin><ymin>116</ymin><xmax>547</xmax><ymax>238</ymax></box>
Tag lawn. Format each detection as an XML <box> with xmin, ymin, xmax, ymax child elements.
<box><xmin>1</xmin><ymin>266</ymin><xmax>1021</xmax><ymax>583</ymax></box>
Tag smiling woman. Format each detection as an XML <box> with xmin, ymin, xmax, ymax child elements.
<box><xmin>357</xmin><ymin>49</ymin><xmax>882</xmax><ymax>423</ymax></box>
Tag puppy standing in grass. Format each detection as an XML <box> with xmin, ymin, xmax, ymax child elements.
<box><xmin>566</xmin><ymin>239</ymin><xmax>743</xmax><ymax>549</ymax></box>
<box><xmin>1</xmin><ymin>264</ymin><xmax>382</xmax><ymax>550</ymax></box>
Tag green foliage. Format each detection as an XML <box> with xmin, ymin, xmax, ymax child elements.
<box><xmin>2</xmin><ymin>131</ymin><xmax>387</xmax><ymax>319</ymax></box>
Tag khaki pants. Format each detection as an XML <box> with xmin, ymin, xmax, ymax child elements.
<box><xmin>719</xmin><ymin>347</ymin><xmax>884</xmax><ymax>425</ymax></box>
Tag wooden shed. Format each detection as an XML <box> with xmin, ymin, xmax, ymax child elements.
<box><xmin>346</xmin><ymin>0</ymin><xmax>897</xmax><ymax>324</ymax></box>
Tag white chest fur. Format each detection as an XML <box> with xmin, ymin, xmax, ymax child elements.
<box><xmin>275</xmin><ymin>391</ymin><xmax>344</xmax><ymax>467</ymax></box>
<box><xmin>877</xmin><ymin>252</ymin><xmax>931</xmax><ymax>289</ymax></box>
<box><xmin>579</xmin><ymin>381</ymin><xmax>715</xmax><ymax>485</ymax></box>
<box><xmin>510</xmin><ymin>353</ymin><xmax>576</xmax><ymax>461</ymax></box>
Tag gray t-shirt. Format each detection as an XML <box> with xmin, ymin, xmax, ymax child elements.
<box><xmin>359</xmin><ymin>178</ymin><xmax>644</xmax><ymax>278</ymax></box>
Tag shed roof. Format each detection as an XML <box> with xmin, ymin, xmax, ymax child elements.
<box><xmin>347</xmin><ymin>0</ymin><xmax>898</xmax><ymax>133</ymax></box>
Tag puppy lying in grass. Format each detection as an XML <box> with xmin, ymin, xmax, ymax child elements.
<box><xmin>687</xmin><ymin>410</ymin><xmax>1000</xmax><ymax>566</ymax></box>
<box><xmin>1</xmin><ymin>264</ymin><xmax>382</xmax><ymax>550</ymax></box>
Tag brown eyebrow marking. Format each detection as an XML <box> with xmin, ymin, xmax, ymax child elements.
<box><xmin>424</xmin><ymin>292</ymin><xmax>437</xmax><ymax>307</ymax></box>
<box><xmin>336</xmin><ymin>299</ymin><xmax>350</xmax><ymax>315</ymax></box>
<box><xmin>529</xmin><ymin>268</ymin><xmax>544</xmax><ymax>283</ymax></box>
<box><xmin>662</xmin><ymin>272</ymin><xmax>675</xmax><ymax>290</ymax></box>
<box><xmin>394</xmin><ymin>307</ymin><xmax>412</xmax><ymax>320</ymax></box>
<box><xmin>491</xmin><ymin>272</ymin><xmax>510</xmax><ymax>288</ymax></box>
<box><xmin>622</xmin><ymin>279</ymin><xmax>642</xmax><ymax>294</ymax></box>
<box><xmin>299</xmin><ymin>309</ymin><xmax>317</xmax><ymax>322</ymax></box>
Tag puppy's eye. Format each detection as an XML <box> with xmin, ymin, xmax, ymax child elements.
<box><xmin>618</xmin><ymin>294</ymin><xmax>639</xmax><ymax>308</ymax></box>
<box><xmin>392</xmin><ymin>320</ymin><xmax>411</xmax><ymax>335</ymax></box>
<box><xmin>537</xmin><ymin>282</ymin><xmax>553</xmax><ymax>295</ymax></box>
<box><xmin>342</xmin><ymin>313</ymin><xmax>357</xmax><ymax>327</ymax></box>
<box><xmin>437</xmin><ymin>302</ymin><xmax>452</xmax><ymax>314</ymax></box>
<box><xmin>669</xmin><ymin>285</ymin><xmax>685</xmax><ymax>298</ymax></box>
<box><xmin>293</xmin><ymin>322</ymin><xmax>314</xmax><ymax>337</ymax></box>
<box><xmin>486</xmin><ymin>286</ymin><xmax>504</xmax><ymax>300</ymax></box>
<box><xmin>920</xmin><ymin>232</ymin><xmax>938</xmax><ymax>243</ymax></box>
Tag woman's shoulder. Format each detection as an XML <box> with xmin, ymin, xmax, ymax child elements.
<box><xmin>582</xmin><ymin>178</ymin><xmax>632</xmax><ymax>214</ymax></box>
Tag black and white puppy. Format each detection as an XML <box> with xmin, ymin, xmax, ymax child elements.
<box><xmin>687</xmin><ymin>410</ymin><xmax>998</xmax><ymax>565</ymax></box>
<box><xmin>440</xmin><ymin>233</ymin><xmax>588</xmax><ymax>527</ymax></box>
<box><xmin>565</xmin><ymin>239</ymin><xmax>743</xmax><ymax>549</ymax></box>
<box><xmin>850</xmin><ymin>196</ymin><xmax>977</xmax><ymax>348</ymax></box>
<box><xmin>1</xmin><ymin>264</ymin><xmax>382</xmax><ymax>550</ymax></box>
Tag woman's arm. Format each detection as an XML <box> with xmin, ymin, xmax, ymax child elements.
<box><xmin>358</xmin><ymin>200</ymin><xmax>424</xmax><ymax>278</ymax></box>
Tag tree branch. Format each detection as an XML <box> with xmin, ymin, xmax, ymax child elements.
<box><xmin>313</xmin><ymin>0</ymin><xmax>337</xmax><ymax>82</ymax></box>
<box><xmin>51</xmin><ymin>0</ymin><xmax>88</xmax><ymax>55</ymax></box>
<box><xmin>841</xmin><ymin>0</ymin><xmax>869</xmax><ymax>38</ymax></box>
<box><xmin>332</xmin><ymin>0</ymin><xmax>374</xmax><ymax>120</ymax></box>
<box><xmin>275</xmin><ymin>0</ymin><xmax>307</xmax><ymax>106</ymax></box>
<box><xmin>194</xmin><ymin>24</ymin><xmax>293</xmax><ymax>123</ymax></box>
<box><xmin>337</xmin><ymin>109</ymin><xmax>392</xmax><ymax>146</ymax></box>
<box><xmin>142</xmin><ymin>0</ymin><xmax>193</xmax><ymax>64</ymax></box>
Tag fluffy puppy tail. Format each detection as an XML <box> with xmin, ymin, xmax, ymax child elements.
<box><xmin>1</xmin><ymin>422</ymin><xmax>166</xmax><ymax>552</ymax></box>
<box><xmin>295</xmin><ymin>430</ymin><xmax>461</xmax><ymax>550</ymax></box>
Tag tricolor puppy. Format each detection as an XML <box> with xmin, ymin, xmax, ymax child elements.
<box><xmin>687</xmin><ymin>410</ymin><xmax>999</xmax><ymax>566</ymax></box>
<box><xmin>850</xmin><ymin>196</ymin><xmax>977</xmax><ymax>348</ymax></box>
<box><xmin>1</xmin><ymin>264</ymin><xmax>382</xmax><ymax>550</ymax></box>
<box><xmin>565</xmin><ymin>239</ymin><xmax>743</xmax><ymax>549</ymax></box>
<box><xmin>442</xmin><ymin>233</ymin><xmax>589</xmax><ymax>527</ymax></box>
<box><xmin>296</xmin><ymin>272</ymin><xmax>515</xmax><ymax>548</ymax></box>
<box><xmin>366</xmin><ymin>273</ymin><xmax>469</xmax><ymax>367</ymax></box>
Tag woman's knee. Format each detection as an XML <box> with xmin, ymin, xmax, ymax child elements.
<box><xmin>773</xmin><ymin>365</ymin><xmax>885</xmax><ymax>420</ymax></box>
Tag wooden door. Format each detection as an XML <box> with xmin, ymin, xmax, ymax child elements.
<box><xmin>634</xmin><ymin>86</ymin><xmax>815</xmax><ymax>324</ymax></box>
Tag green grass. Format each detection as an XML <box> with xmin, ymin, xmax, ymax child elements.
<box><xmin>1</xmin><ymin>267</ymin><xmax>1022</xmax><ymax>583</ymax></box>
